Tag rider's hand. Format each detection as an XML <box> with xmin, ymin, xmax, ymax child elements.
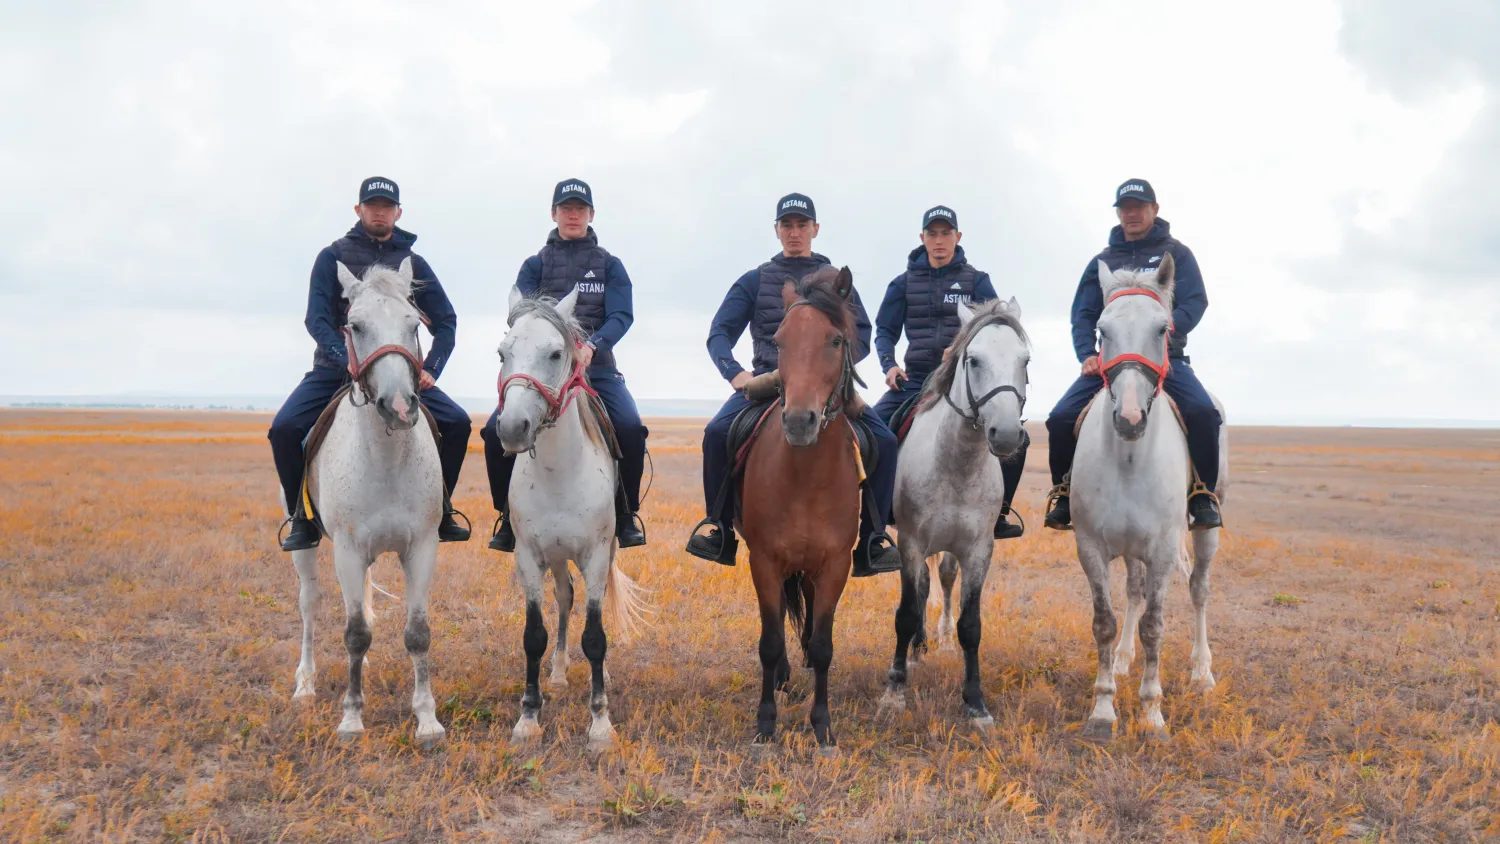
<box><xmin>884</xmin><ymin>366</ymin><xmax>907</xmax><ymax>391</ymax></box>
<box><xmin>578</xmin><ymin>342</ymin><xmax>596</xmax><ymax>369</ymax></box>
<box><xmin>1081</xmin><ymin>356</ymin><xmax>1101</xmax><ymax>377</ymax></box>
<box><xmin>730</xmin><ymin>371</ymin><xmax>752</xmax><ymax>391</ymax></box>
<box><xmin>419</xmin><ymin>370</ymin><xmax>436</xmax><ymax>390</ymax></box>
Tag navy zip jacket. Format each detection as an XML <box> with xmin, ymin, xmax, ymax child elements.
<box><xmin>306</xmin><ymin>224</ymin><xmax>457</xmax><ymax>377</ymax></box>
<box><xmin>707</xmin><ymin>252</ymin><xmax>874</xmax><ymax>382</ymax></box>
<box><xmin>1069</xmin><ymin>218</ymin><xmax>1207</xmax><ymax>362</ymax></box>
<box><xmin>874</xmin><ymin>244</ymin><xmax>999</xmax><ymax>376</ymax></box>
<box><xmin>515</xmin><ymin>229</ymin><xmax>633</xmax><ymax>361</ymax></box>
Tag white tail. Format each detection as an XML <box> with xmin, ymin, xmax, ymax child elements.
<box><xmin>604</xmin><ymin>551</ymin><xmax>653</xmax><ymax>643</ymax></box>
<box><xmin>363</xmin><ymin>570</ymin><xmax>376</xmax><ymax>626</ymax></box>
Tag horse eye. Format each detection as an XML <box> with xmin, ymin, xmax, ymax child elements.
<box><xmin>831</xmin><ymin>336</ymin><xmax>842</xmax><ymax>348</ymax></box>
<box><xmin>1158</xmin><ymin>326</ymin><xmax>1168</xmax><ymax>336</ymax></box>
<box><xmin>968</xmin><ymin>358</ymin><xmax>980</xmax><ymax>368</ymax></box>
<box><xmin>350</xmin><ymin>323</ymin><xmax>364</xmax><ymax>335</ymax></box>
<box><xmin>549</xmin><ymin>350</ymin><xmax>563</xmax><ymax>361</ymax></box>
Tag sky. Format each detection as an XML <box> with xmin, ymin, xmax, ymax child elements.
<box><xmin>2</xmin><ymin>0</ymin><xmax>1496</xmax><ymax>423</ymax></box>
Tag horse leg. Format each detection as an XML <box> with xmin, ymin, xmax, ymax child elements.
<box><xmin>880</xmin><ymin>539</ymin><xmax>927</xmax><ymax>712</ymax></box>
<box><xmin>935</xmin><ymin>552</ymin><xmax>960</xmax><ymax>654</ymax></box>
<box><xmin>400</xmin><ymin>537</ymin><xmax>445</xmax><ymax>749</ymax></box>
<box><xmin>334</xmin><ymin>547</ymin><xmax>372</xmax><ymax>739</ymax></box>
<box><xmin>1114</xmin><ymin>557</ymin><xmax>1146</xmax><ymax>677</ymax></box>
<box><xmin>291</xmin><ymin>547</ymin><xmax>319</xmax><ymax>701</ymax></box>
<box><xmin>907</xmin><ymin>556</ymin><xmax>930</xmax><ymax>662</ymax></box>
<box><xmin>510</xmin><ymin>549</ymin><xmax>548</xmax><ymax>744</ymax></box>
<box><xmin>752</xmin><ymin>564</ymin><xmax>786</xmax><ymax>745</ymax></box>
<box><xmin>1077</xmin><ymin>537</ymin><xmax>1119</xmax><ymax>742</ymax></box>
<box><xmin>799</xmin><ymin>575</ymin><xmax>815</xmax><ymax>669</ymax></box>
<box><xmin>1138</xmin><ymin>555</ymin><xmax>1174</xmax><ymax>741</ymax></box>
<box><xmin>580</xmin><ymin>545</ymin><xmax>617</xmax><ymax>753</ymax></box>
<box><xmin>957</xmin><ymin>540</ymin><xmax>995</xmax><ymax>731</ymax></box>
<box><xmin>807</xmin><ymin>570</ymin><xmax>846</xmax><ymax>753</ymax></box>
<box><xmin>1189</xmin><ymin>529</ymin><xmax>1219</xmax><ymax>692</ymax></box>
<box><xmin>550</xmin><ymin>565</ymin><xmax>573</xmax><ymax>689</ymax></box>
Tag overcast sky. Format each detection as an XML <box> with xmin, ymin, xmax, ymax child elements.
<box><xmin>3</xmin><ymin>0</ymin><xmax>1496</xmax><ymax>422</ymax></box>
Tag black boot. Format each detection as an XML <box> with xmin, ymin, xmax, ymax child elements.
<box><xmin>852</xmin><ymin>533</ymin><xmax>902</xmax><ymax>578</ymax></box>
<box><xmin>488</xmin><ymin>514</ymin><xmax>516</xmax><ymax>552</ymax></box>
<box><xmin>685</xmin><ymin>521</ymin><xmax>738</xmax><ymax>565</ymax></box>
<box><xmin>1189</xmin><ymin>493</ymin><xmax>1223</xmax><ymax>530</ymax></box>
<box><xmin>614</xmin><ymin>486</ymin><xmax>647</xmax><ymax>548</ymax></box>
<box><xmin>438</xmin><ymin>510</ymin><xmax>471</xmax><ymax>542</ymax></box>
<box><xmin>1044</xmin><ymin>495</ymin><xmax>1072</xmax><ymax>531</ymax></box>
<box><xmin>280</xmin><ymin>517</ymin><xmax>320</xmax><ymax>552</ymax></box>
<box><xmin>993</xmin><ymin>506</ymin><xmax>1024</xmax><ymax>540</ymax></box>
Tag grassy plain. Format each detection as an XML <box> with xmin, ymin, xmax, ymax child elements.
<box><xmin>0</xmin><ymin>409</ymin><xmax>1497</xmax><ymax>841</ymax></box>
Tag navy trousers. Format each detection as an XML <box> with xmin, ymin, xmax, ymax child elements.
<box><xmin>268</xmin><ymin>367</ymin><xmax>473</xmax><ymax>515</ymax></box>
<box><xmin>873</xmin><ymin>373</ymin><xmax>1029</xmax><ymax>511</ymax></box>
<box><xmin>1044</xmin><ymin>359</ymin><xmax>1220</xmax><ymax>491</ymax></box>
<box><xmin>701</xmin><ymin>391</ymin><xmax>899</xmax><ymax>539</ymax></box>
<box><xmin>479</xmin><ymin>366</ymin><xmax>649</xmax><ymax>514</ymax></box>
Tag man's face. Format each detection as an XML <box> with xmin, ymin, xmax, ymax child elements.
<box><xmin>551</xmin><ymin>199</ymin><xmax>595</xmax><ymax>239</ymax></box>
<box><xmin>355</xmin><ymin>199</ymin><xmax>401</xmax><ymax>238</ymax></box>
<box><xmin>920</xmin><ymin>222</ymin><xmax>960</xmax><ymax>263</ymax></box>
<box><xmin>1116</xmin><ymin>199</ymin><xmax>1158</xmax><ymax>238</ymax></box>
<box><xmin>775</xmin><ymin>216</ymin><xmax>819</xmax><ymax>256</ymax></box>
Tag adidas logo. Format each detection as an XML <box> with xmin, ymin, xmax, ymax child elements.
<box><xmin>949</xmin><ymin>282</ymin><xmax>962</xmax><ymax>290</ymax></box>
<box><xmin>583</xmin><ymin>270</ymin><xmax>596</xmax><ymax>278</ymax></box>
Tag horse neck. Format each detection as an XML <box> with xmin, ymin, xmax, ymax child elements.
<box><xmin>346</xmin><ymin>392</ymin><xmax>428</xmax><ymax>471</ymax></box>
<box><xmin>533</xmin><ymin>398</ymin><xmax>607</xmax><ymax>468</ymax></box>
<box><xmin>1087</xmin><ymin>399</ymin><xmax>1187</xmax><ymax>484</ymax></box>
<box><xmin>936</xmin><ymin>360</ymin><xmax>989</xmax><ymax>452</ymax></box>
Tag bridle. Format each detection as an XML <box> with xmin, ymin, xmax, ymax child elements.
<box><xmin>942</xmin><ymin>324</ymin><xmax>1027</xmax><ymax>431</ymax></box>
<box><xmin>1098</xmin><ymin>287</ymin><xmax>1172</xmax><ymax>397</ymax></box>
<box><xmin>784</xmin><ymin>299</ymin><xmax>866</xmax><ymax>429</ymax></box>
<box><xmin>496</xmin><ymin>346</ymin><xmax>598</xmax><ymax>434</ymax></box>
<box><xmin>341</xmin><ymin>323</ymin><xmax>424</xmax><ymax>409</ymax></box>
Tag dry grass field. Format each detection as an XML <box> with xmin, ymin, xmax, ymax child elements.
<box><xmin>1</xmin><ymin>409</ymin><xmax>1498</xmax><ymax>842</ymax></box>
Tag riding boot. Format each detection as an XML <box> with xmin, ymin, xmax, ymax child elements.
<box><xmin>488</xmin><ymin>513</ymin><xmax>516</xmax><ymax>552</ymax></box>
<box><xmin>1044</xmin><ymin>495</ymin><xmax>1072</xmax><ymax>530</ymax></box>
<box><xmin>685</xmin><ymin>522</ymin><xmax>738</xmax><ymax>565</ymax></box>
<box><xmin>280</xmin><ymin>517</ymin><xmax>321</xmax><ymax>552</ymax></box>
<box><xmin>993</xmin><ymin>505</ymin><xmax>1024</xmax><ymax>540</ymax></box>
<box><xmin>438</xmin><ymin>489</ymin><xmax>471</xmax><ymax>543</ymax></box>
<box><xmin>614</xmin><ymin>483</ymin><xmax>647</xmax><ymax>548</ymax></box>
<box><xmin>1188</xmin><ymin>492</ymin><xmax>1223</xmax><ymax>530</ymax></box>
<box><xmin>852</xmin><ymin>532</ymin><xmax>902</xmax><ymax>577</ymax></box>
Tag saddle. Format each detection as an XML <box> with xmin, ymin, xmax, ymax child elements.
<box><xmin>889</xmin><ymin>393</ymin><xmax>929</xmax><ymax>445</ymax></box>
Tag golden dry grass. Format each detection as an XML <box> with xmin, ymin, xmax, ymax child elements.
<box><xmin>0</xmin><ymin>410</ymin><xmax>1497</xmax><ymax>842</ymax></box>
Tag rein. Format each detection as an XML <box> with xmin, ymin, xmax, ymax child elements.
<box><xmin>941</xmin><ymin>324</ymin><xmax>1027</xmax><ymax>431</ymax></box>
<box><xmin>784</xmin><ymin>299</ymin><xmax>866</xmax><ymax>429</ymax></box>
<box><xmin>1098</xmin><ymin>287</ymin><xmax>1172</xmax><ymax>396</ymax></box>
<box><xmin>341</xmin><ymin>325</ymin><xmax>424</xmax><ymax>408</ymax></box>
<box><xmin>496</xmin><ymin>346</ymin><xmax>598</xmax><ymax>433</ymax></box>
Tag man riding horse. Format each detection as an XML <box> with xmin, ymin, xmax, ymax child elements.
<box><xmin>686</xmin><ymin>192</ymin><xmax>902</xmax><ymax>577</ymax></box>
<box><xmin>1044</xmin><ymin>179</ymin><xmax>1223</xmax><ymax>530</ymax></box>
<box><xmin>269</xmin><ymin>176</ymin><xmax>473</xmax><ymax>551</ymax></box>
<box><xmin>481</xmin><ymin>178</ymin><xmax>649</xmax><ymax>551</ymax></box>
<box><xmin>873</xmin><ymin>204</ymin><xmax>1029</xmax><ymax>540</ymax></box>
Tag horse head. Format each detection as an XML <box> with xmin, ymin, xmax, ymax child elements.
<box><xmin>951</xmin><ymin>297</ymin><xmax>1030</xmax><ymax>457</ymax></box>
<box><xmin>776</xmin><ymin>266</ymin><xmax>859</xmax><ymax>448</ymax></box>
<box><xmin>495</xmin><ymin>285</ymin><xmax>584</xmax><ymax>453</ymax></box>
<box><xmin>1095</xmin><ymin>254</ymin><xmax>1176</xmax><ymax>441</ymax></box>
<box><xmin>336</xmin><ymin>257</ymin><xmax>424</xmax><ymax>431</ymax></box>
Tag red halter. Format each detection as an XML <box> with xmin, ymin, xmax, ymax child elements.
<box><xmin>342</xmin><ymin>326</ymin><xmax>424</xmax><ymax>389</ymax></box>
<box><xmin>1098</xmin><ymin>287</ymin><xmax>1172</xmax><ymax>395</ymax></box>
<box><xmin>496</xmin><ymin>345</ymin><xmax>598</xmax><ymax>424</ymax></box>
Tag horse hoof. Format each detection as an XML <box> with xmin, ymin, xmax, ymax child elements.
<box><xmin>937</xmin><ymin>640</ymin><xmax>957</xmax><ymax>655</ymax></box>
<box><xmin>292</xmin><ymin>688</ymin><xmax>316</xmax><ymax>704</ymax></box>
<box><xmin>1191</xmin><ymin>673</ymin><xmax>1217</xmax><ymax>694</ymax></box>
<box><xmin>416</xmin><ymin>724</ymin><xmax>446</xmax><ymax>751</ymax></box>
<box><xmin>336</xmin><ymin>726</ymin><xmax>365</xmax><ymax>743</ymax></box>
<box><xmin>549</xmin><ymin>676</ymin><xmax>570</xmax><ymax>690</ymax></box>
<box><xmin>587</xmin><ymin>734</ymin><xmax>617</xmax><ymax>756</ymax></box>
<box><xmin>748</xmin><ymin>739</ymin><xmax>778</xmax><ymax>758</ymax></box>
<box><xmin>1081</xmin><ymin>718</ymin><xmax>1115</xmax><ymax>743</ymax></box>
<box><xmin>816</xmin><ymin>745</ymin><xmax>841</xmax><ymax>759</ymax></box>
<box><xmin>1144</xmin><ymin>725</ymin><xmax>1171</xmax><ymax>744</ymax></box>
<box><xmin>970</xmin><ymin>714</ymin><xmax>996</xmax><ymax>733</ymax></box>
<box><xmin>510</xmin><ymin>719</ymin><xmax>542</xmax><ymax>745</ymax></box>
<box><xmin>877</xmin><ymin>689</ymin><xmax>907</xmax><ymax>713</ymax></box>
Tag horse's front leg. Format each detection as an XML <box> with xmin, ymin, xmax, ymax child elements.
<box><xmin>579</xmin><ymin>545</ymin><xmax>616</xmax><ymax>753</ymax></box>
<box><xmin>1076</xmin><ymin>535</ymin><xmax>1119</xmax><ymax>742</ymax></box>
<box><xmin>1138</xmin><ymin>553</ymin><xmax>1175</xmax><ymax>741</ymax></box>
<box><xmin>400</xmin><ymin>536</ymin><xmax>445</xmax><ymax>749</ymax></box>
<box><xmin>510</xmin><ymin>548</ymin><xmax>549</xmax><ymax>744</ymax></box>
<box><xmin>1189</xmin><ymin>529</ymin><xmax>1219</xmax><ymax>692</ymax></box>
<box><xmin>957</xmin><ymin>539</ymin><xmax>995</xmax><ymax>731</ymax></box>
<box><xmin>807</xmin><ymin>564</ymin><xmax>847</xmax><ymax>753</ymax></box>
<box><xmin>333</xmin><ymin>545</ymin><xmax>373</xmax><ymax>739</ymax></box>
<box><xmin>550</xmin><ymin>565</ymin><xmax>574</xmax><ymax>688</ymax></box>
<box><xmin>1114</xmin><ymin>557</ymin><xmax>1147</xmax><ymax>677</ymax></box>
<box><xmin>291</xmin><ymin>547</ymin><xmax>320</xmax><ymax>701</ymax></box>
<box><xmin>751</xmin><ymin>562</ymin><xmax>786</xmax><ymax>746</ymax></box>
<box><xmin>880</xmin><ymin>539</ymin><xmax>927</xmax><ymax>712</ymax></box>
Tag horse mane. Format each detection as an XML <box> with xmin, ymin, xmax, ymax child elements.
<box><xmin>919</xmin><ymin>299</ymin><xmax>1029</xmax><ymax>408</ymax></box>
<box><xmin>792</xmin><ymin>267</ymin><xmax>856</xmax><ymax>335</ymax></box>
<box><xmin>356</xmin><ymin>264</ymin><xmax>422</xmax><ymax>302</ymax></box>
<box><xmin>1098</xmin><ymin>263</ymin><xmax>1176</xmax><ymax>312</ymax></box>
<box><xmin>505</xmin><ymin>293</ymin><xmax>606</xmax><ymax>451</ymax></box>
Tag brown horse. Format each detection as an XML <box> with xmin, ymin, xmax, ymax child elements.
<box><xmin>739</xmin><ymin>266</ymin><xmax>865</xmax><ymax>751</ymax></box>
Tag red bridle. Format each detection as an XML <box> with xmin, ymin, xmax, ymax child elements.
<box><xmin>1098</xmin><ymin>287</ymin><xmax>1172</xmax><ymax>395</ymax></box>
<box><xmin>496</xmin><ymin>346</ymin><xmax>597</xmax><ymax>425</ymax></box>
<box><xmin>341</xmin><ymin>325</ymin><xmax>424</xmax><ymax>390</ymax></box>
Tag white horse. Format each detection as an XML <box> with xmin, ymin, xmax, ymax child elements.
<box><xmin>1070</xmin><ymin>254</ymin><xmax>1225</xmax><ymax>742</ymax></box>
<box><xmin>494</xmin><ymin>286</ymin><xmax>649</xmax><ymax>753</ymax></box>
<box><xmin>288</xmin><ymin>257</ymin><xmax>446</xmax><ymax>748</ymax></box>
<box><xmin>879</xmin><ymin>298</ymin><xmax>1031</xmax><ymax>729</ymax></box>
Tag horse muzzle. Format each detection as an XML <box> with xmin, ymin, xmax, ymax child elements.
<box><xmin>986</xmin><ymin>425</ymin><xmax>1024</xmax><ymax>458</ymax></box>
<box><xmin>496</xmin><ymin>411</ymin><xmax>540</xmax><ymax>455</ymax></box>
<box><xmin>1112</xmin><ymin>406</ymin><xmax>1150</xmax><ymax>441</ymax></box>
<box><xmin>375</xmin><ymin>391</ymin><xmax>421</xmax><ymax>431</ymax></box>
<box><xmin>782</xmin><ymin>407</ymin><xmax>822</xmax><ymax>448</ymax></box>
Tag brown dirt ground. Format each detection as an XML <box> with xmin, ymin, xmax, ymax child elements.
<box><xmin>0</xmin><ymin>409</ymin><xmax>1496</xmax><ymax>842</ymax></box>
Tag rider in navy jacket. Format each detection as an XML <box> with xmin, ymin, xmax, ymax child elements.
<box><xmin>1044</xmin><ymin>179</ymin><xmax>1223</xmax><ymax>531</ymax></box>
<box><xmin>871</xmin><ymin>205</ymin><xmax>1027</xmax><ymax>539</ymax></box>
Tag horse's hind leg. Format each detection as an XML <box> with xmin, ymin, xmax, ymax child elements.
<box><xmin>1137</xmin><ymin>554</ymin><xmax>1174</xmax><ymax>741</ymax></box>
<box><xmin>935</xmin><ymin>552</ymin><xmax>959</xmax><ymax>654</ymax></box>
<box><xmin>881</xmin><ymin>540</ymin><xmax>928</xmax><ymax>712</ymax></box>
<box><xmin>579</xmin><ymin>545</ymin><xmax>616</xmax><ymax>753</ymax></box>
<box><xmin>807</xmin><ymin>568</ymin><xmax>847</xmax><ymax>753</ymax></box>
<box><xmin>292</xmin><ymin>548</ymin><xmax>319</xmax><ymax>701</ymax></box>
<box><xmin>1189</xmin><ymin>529</ymin><xmax>1219</xmax><ymax>692</ymax></box>
<box><xmin>1114</xmin><ymin>557</ymin><xmax>1146</xmax><ymax>677</ymax></box>
<box><xmin>401</xmin><ymin>537</ymin><xmax>445</xmax><ymax>749</ymax></box>
<box><xmin>957</xmin><ymin>540</ymin><xmax>995</xmax><ymax>730</ymax></box>
<box><xmin>333</xmin><ymin>547</ymin><xmax>372</xmax><ymax>739</ymax></box>
<box><xmin>1077</xmin><ymin>537</ymin><xmax>1119</xmax><ymax>742</ymax></box>
<box><xmin>510</xmin><ymin>549</ymin><xmax>549</xmax><ymax>744</ymax></box>
<box><xmin>751</xmin><ymin>562</ymin><xmax>787</xmax><ymax>745</ymax></box>
<box><xmin>550</xmin><ymin>565</ymin><xmax>574</xmax><ymax>688</ymax></box>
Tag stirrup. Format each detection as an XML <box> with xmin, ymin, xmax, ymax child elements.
<box><xmin>1187</xmin><ymin>480</ymin><xmax>1222</xmax><ymax>531</ymax></box>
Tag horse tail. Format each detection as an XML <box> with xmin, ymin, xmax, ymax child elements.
<box><xmin>363</xmin><ymin>569</ymin><xmax>376</xmax><ymax>627</ymax></box>
<box><xmin>783</xmin><ymin>573</ymin><xmax>807</xmax><ymax>650</ymax></box>
<box><xmin>604</xmin><ymin>548</ymin><xmax>653</xmax><ymax>644</ymax></box>
<box><xmin>1176</xmin><ymin>535</ymin><xmax>1192</xmax><ymax>580</ymax></box>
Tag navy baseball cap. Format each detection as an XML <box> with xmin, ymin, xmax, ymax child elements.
<box><xmin>552</xmin><ymin>178</ymin><xmax>594</xmax><ymax>207</ymax></box>
<box><xmin>1113</xmin><ymin>179</ymin><xmax>1156</xmax><ymax>206</ymax></box>
<box><xmin>922</xmin><ymin>205</ymin><xmax>958</xmax><ymax>230</ymax></box>
<box><xmin>359</xmin><ymin>176</ymin><xmax>400</xmax><ymax>205</ymax></box>
<box><xmin>775</xmin><ymin>192</ymin><xmax>816</xmax><ymax>222</ymax></box>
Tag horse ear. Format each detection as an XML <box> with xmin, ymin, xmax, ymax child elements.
<box><xmin>956</xmin><ymin>300</ymin><xmax>975</xmax><ymax>326</ymax></box>
<box><xmin>1095</xmin><ymin>259</ymin><xmax>1114</xmax><ymax>287</ymax></box>
<box><xmin>336</xmin><ymin>261</ymin><xmax>361</xmax><ymax>296</ymax></box>
<box><xmin>781</xmin><ymin>280</ymin><xmax>799</xmax><ymax>309</ymax></box>
<box><xmin>396</xmin><ymin>256</ymin><xmax>414</xmax><ymax>282</ymax></box>
<box><xmin>834</xmin><ymin>266</ymin><xmax>854</xmax><ymax>300</ymax></box>
<box><xmin>1155</xmin><ymin>253</ymin><xmax>1176</xmax><ymax>289</ymax></box>
<box><xmin>1006</xmin><ymin>295</ymin><xmax>1022</xmax><ymax>319</ymax></box>
<box><xmin>507</xmin><ymin>284</ymin><xmax>523</xmax><ymax>313</ymax></box>
<box><xmin>556</xmin><ymin>286</ymin><xmax>580</xmax><ymax>319</ymax></box>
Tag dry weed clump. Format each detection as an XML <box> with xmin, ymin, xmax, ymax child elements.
<box><xmin>0</xmin><ymin>410</ymin><xmax>1496</xmax><ymax>842</ymax></box>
